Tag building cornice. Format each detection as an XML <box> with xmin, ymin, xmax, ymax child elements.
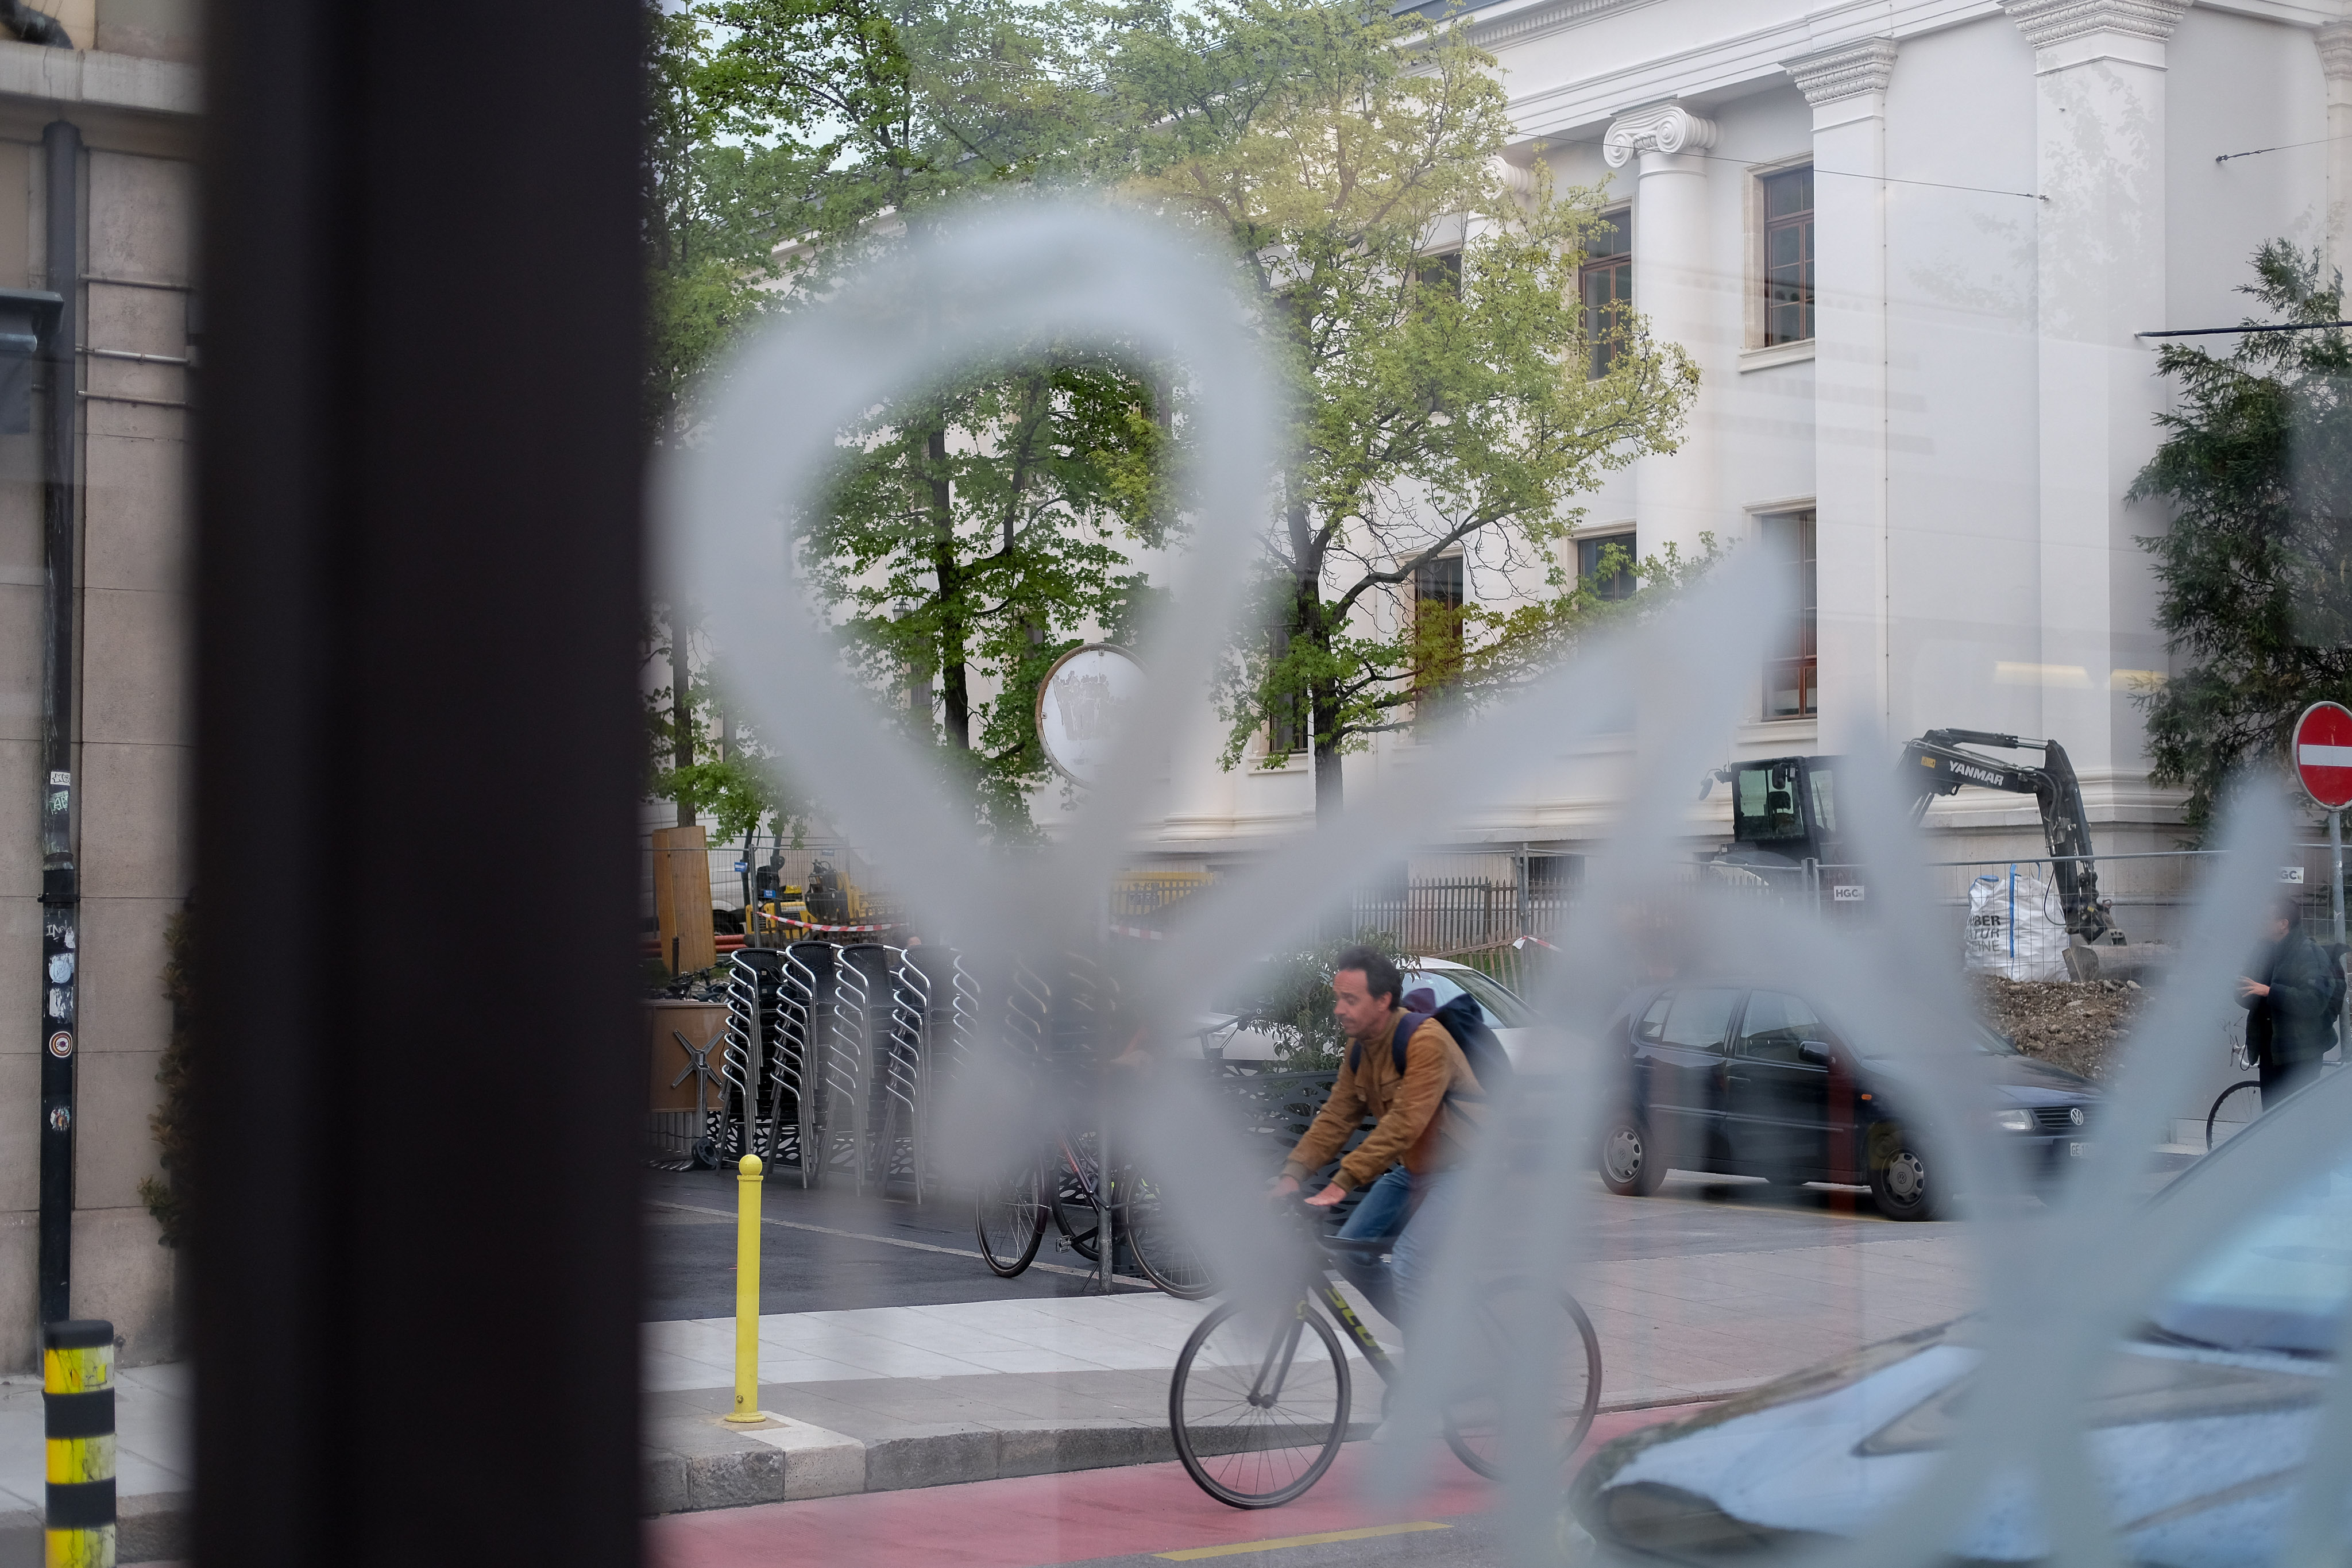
<box><xmin>0</xmin><ymin>39</ymin><xmax>198</xmax><ymax>117</ymax></box>
<box><xmin>1782</xmin><ymin>37</ymin><xmax>1899</xmax><ymax>105</ymax></box>
<box><xmin>1601</xmin><ymin>102</ymin><xmax>1719</xmax><ymax>167</ymax></box>
<box><xmin>2318</xmin><ymin>21</ymin><xmax>2352</xmax><ymax>83</ymax></box>
<box><xmin>1996</xmin><ymin>0</ymin><xmax>2188</xmax><ymax>48</ymax></box>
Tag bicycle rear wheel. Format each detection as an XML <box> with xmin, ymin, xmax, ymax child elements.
<box><xmin>975</xmin><ymin>1164</ymin><xmax>1048</xmax><ymax>1277</ymax></box>
<box><xmin>2206</xmin><ymin>1080</ymin><xmax>2262</xmax><ymax>1150</ymax></box>
<box><xmin>1441</xmin><ymin>1280</ymin><xmax>1602</xmax><ymax>1481</ymax></box>
<box><xmin>1123</xmin><ymin>1170</ymin><xmax>1216</xmax><ymax>1300</ymax></box>
<box><xmin>1171</xmin><ymin>1301</ymin><xmax>1351</xmax><ymax>1508</ymax></box>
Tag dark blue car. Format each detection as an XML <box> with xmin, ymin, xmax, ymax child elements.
<box><xmin>1596</xmin><ymin>982</ymin><xmax>2100</xmax><ymax>1219</ymax></box>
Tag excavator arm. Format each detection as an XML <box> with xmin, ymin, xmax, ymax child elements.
<box><xmin>1899</xmin><ymin>729</ymin><xmax>2118</xmax><ymax>944</ymax></box>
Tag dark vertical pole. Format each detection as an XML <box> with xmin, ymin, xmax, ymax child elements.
<box><xmin>193</xmin><ymin>0</ymin><xmax>644</xmax><ymax>1563</ymax></box>
<box><xmin>36</xmin><ymin>117</ymin><xmax>81</xmax><ymax>1331</ymax></box>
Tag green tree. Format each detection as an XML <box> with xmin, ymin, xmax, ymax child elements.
<box><xmin>694</xmin><ymin>0</ymin><xmax>1175</xmax><ymax>838</ymax></box>
<box><xmin>642</xmin><ymin>0</ymin><xmax>807</xmax><ymax>443</ymax></box>
<box><xmin>1106</xmin><ymin>0</ymin><xmax>1698</xmax><ymax>818</ymax></box>
<box><xmin>2130</xmin><ymin>241</ymin><xmax>2352</xmax><ymax>831</ymax></box>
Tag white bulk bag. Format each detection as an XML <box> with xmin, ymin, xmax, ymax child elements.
<box><xmin>1967</xmin><ymin>870</ymin><xmax>2071</xmax><ymax>982</ymax></box>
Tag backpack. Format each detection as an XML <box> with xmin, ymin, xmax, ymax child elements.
<box><xmin>1347</xmin><ymin>991</ymin><xmax>1513</xmax><ymax>1098</ymax></box>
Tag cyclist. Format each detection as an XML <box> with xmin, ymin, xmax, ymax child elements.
<box><xmin>1269</xmin><ymin>945</ymin><xmax>1486</xmax><ymax>1333</ymax></box>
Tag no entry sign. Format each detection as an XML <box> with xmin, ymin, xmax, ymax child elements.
<box><xmin>2293</xmin><ymin>701</ymin><xmax>2352</xmax><ymax>809</ymax></box>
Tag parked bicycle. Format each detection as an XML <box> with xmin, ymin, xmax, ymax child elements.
<box><xmin>1167</xmin><ymin>1207</ymin><xmax>1601</xmax><ymax>1508</ymax></box>
<box><xmin>974</xmin><ymin>1131</ymin><xmax>1215</xmax><ymax>1299</ymax></box>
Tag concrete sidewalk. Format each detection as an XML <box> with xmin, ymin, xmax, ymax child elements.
<box><xmin>641</xmin><ymin>1228</ymin><xmax>1979</xmax><ymax>1515</ymax></box>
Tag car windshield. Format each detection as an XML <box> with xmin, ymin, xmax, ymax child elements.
<box><xmin>2146</xmin><ymin>1151</ymin><xmax>2352</xmax><ymax>1357</ymax></box>
<box><xmin>1407</xmin><ymin>967</ymin><xmax>1536</xmax><ymax>1029</ymax></box>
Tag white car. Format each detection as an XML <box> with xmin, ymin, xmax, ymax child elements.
<box><xmin>1194</xmin><ymin>956</ymin><xmax>1545</xmax><ymax>1067</ymax></box>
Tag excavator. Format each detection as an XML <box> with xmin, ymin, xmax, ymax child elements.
<box><xmin>1701</xmin><ymin>730</ymin><xmax>2123</xmax><ymax>968</ymax></box>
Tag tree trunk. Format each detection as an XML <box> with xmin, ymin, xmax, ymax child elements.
<box><xmin>671</xmin><ymin>617</ymin><xmax>694</xmax><ymax>827</ymax></box>
<box><xmin>1311</xmin><ymin>678</ymin><xmax>1343</xmax><ymax>820</ymax></box>
<box><xmin>926</xmin><ymin>421</ymin><xmax>970</xmax><ymax>750</ymax></box>
<box><xmin>1287</xmin><ymin>496</ymin><xmax>1342</xmax><ymax>822</ymax></box>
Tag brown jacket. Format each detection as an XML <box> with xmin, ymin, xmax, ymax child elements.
<box><xmin>1280</xmin><ymin>1011</ymin><xmax>1485</xmax><ymax>1192</ymax></box>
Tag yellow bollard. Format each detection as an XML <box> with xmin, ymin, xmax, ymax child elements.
<box><xmin>44</xmin><ymin>1319</ymin><xmax>115</xmax><ymax>1568</ymax></box>
<box><xmin>724</xmin><ymin>1154</ymin><xmax>765</xmax><ymax>1424</ymax></box>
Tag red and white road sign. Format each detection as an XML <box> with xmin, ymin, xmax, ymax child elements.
<box><xmin>2293</xmin><ymin>701</ymin><xmax>2352</xmax><ymax>809</ymax></box>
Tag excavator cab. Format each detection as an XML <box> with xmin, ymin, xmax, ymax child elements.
<box><xmin>1710</xmin><ymin>756</ymin><xmax>1842</xmax><ymax>870</ymax></box>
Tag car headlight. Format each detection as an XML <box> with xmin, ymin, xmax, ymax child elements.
<box><xmin>1994</xmin><ymin>1108</ymin><xmax>2034</xmax><ymax>1133</ymax></box>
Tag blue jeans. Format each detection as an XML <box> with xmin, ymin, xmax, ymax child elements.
<box><xmin>1333</xmin><ymin>1167</ymin><xmax>1411</xmax><ymax>1322</ymax></box>
<box><xmin>1332</xmin><ymin>1165</ymin><xmax>1459</xmax><ymax>1333</ymax></box>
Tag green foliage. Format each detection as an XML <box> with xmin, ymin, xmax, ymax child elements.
<box><xmin>2130</xmin><ymin>241</ymin><xmax>2352</xmax><ymax>832</ymax></box>
<box><xmin>643</xmin><ymin>607</ymin><xmax>807</xmax><ymax>841</ymax></box>
<box><xmin>1103</xmin><ymin>0</ymin><xmax>1698</xmax><ymax>810</ymax></box>
<box><xmin>1229</xmin><ymin>928</ymin><xmax>1410</xmax><ymax>1072</ymax></box>
<box><xmin>137</xmin><ymin>906</ymin><xmax>194</xmax><ymax>1246</ymax></box>
<box><xmin>643</xmin><ymin>1</ymin><xmax>809</xmax><ymax>442</ymax></box>
<box><xmin>690</xmin><ymin>0</ymin><xmax>1172</xmax><ymax>840</ymax></box>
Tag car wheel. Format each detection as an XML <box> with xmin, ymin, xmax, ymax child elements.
<box><xmin>1598</xmin><ymin>1110</ymin><xmax>1666</xmax><ymax>1197</ymax></box>
<box><xmin>1868</xmin><ymin>1127</ymin><xmax>1939</xmax><ymax>1221</ymax></box>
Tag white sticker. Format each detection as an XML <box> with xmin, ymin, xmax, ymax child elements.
<box><xmin>47</xmin><ymin>771</ymin><xmax>68</xmax><ymax>787</ymax></box>
<box><xmin>2281</xmin><ymin>867</ymin><xmax>2307</xmax><ymax>883</ymax></box>
<box><xmin>1832</xmin><ymin>885</ymin><xmax>1866</xmax><ymax>903</ymax></box>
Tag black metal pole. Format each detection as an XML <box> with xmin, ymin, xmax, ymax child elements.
<box><xmin>192</xmin><ymin>0</ymin><xmax>644</xmax><ymax>1562</ymax></box>
<box><xmin>36</xmin><ymin>117</ymin><xmax>80</xmax><ymax>1331</ymax></box>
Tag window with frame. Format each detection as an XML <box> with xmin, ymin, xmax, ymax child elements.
<box><xmin>1576</xmin><ymin>531</ymin><xmax>1636</xmax><ymax>602</ymax></box>
<box><xmin>1761</xmin><ymin>167</ymin><xmax>1814</xmax><ymax>346</ymax></box>
<box><xmin>1414</xmin><ymin>250</ymin><xmax>1462</xmax><ymax>298</ymax></box>
<box><xmin>1579</xmin><ymin>208</ymin><xmax>1631</xmax><ymax>379</ymax></box>
<box><xmin>1762</xmin><ymin>508</ymin><xmax>1817</xmax><ymax>718</ymax></box>
<box><xmin>1411</xmin><ymin>553</ymin><xmax>1466</xmax><ymax>723</ymax></box>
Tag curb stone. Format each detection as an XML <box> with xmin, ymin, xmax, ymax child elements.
<box><xmin>640</xmin><ymin>1411</ymin><xmax>1179</xmax><ymax>1515</ymax></box>
<box><xmin>0</xmin><ymin>1491</ymin><xmax>191</xmax><ymax>1565</ymax></box>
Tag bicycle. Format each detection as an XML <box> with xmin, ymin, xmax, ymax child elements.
<box><xmin>974</xmin><ymin>1132</ymin><xmax>1216</xmax><ymax>1299</ymax></box>
<box><xmin>1167</xmin><ymin>1210</ymin><xmax>1602</xmax><ymax>1508</ymax></box>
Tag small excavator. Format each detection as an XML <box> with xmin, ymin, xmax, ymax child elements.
<box><xmin>1701</xmin><ymin>730</ymin><xmax>2123</xmax><ymax>967</ymax></box>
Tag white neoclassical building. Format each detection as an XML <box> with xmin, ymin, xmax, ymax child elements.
<box><xmin>1131</xmin><ymin>0</ymin><xmax>2344</xmax><ymax>876</ymax></box>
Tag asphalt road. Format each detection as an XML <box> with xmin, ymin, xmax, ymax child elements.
<box><xmin>643</xmin><ymin>1166</ymin><xmax>1157</xmax><ymax>1320</ymax></box>
<box><xmin>640</xmin><ymin>1163</ymin><xmax>1923</xmax><ymax>1321</ymax></box>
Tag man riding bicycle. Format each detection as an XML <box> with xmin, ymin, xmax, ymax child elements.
<box><xmin>1269</xmin><ymin>945</ymin><xmax>1486</xmax><ymax>1333</ymax></box>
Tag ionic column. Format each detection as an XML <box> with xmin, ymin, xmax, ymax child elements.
<box><xmin>2318</xmin><ymin>24</ymin><xmax>2352</xmax><ymax>276</ymax></box>
<box><xmin>2001</xmin><ymin>0</ymin><xmax>2183</xmax><ymax>794</ymax></box>
<box><xmin>1785</xmin><ymin>38</ymin><xmax>1897</xmax><ymax>751</ymax></box>
<box><xmin>1604</xmin><ymin>103</ymin><xmax>1721</xmax><ymax>560</ymax></box>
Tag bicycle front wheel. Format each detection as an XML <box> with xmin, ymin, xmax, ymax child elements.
<box><xmin>1442</xmin><ymin>1280</ymin><xmax>1602</xmax><ymax>1481</ymax></box>
<box><xmin>1171</xmin><ymin>1300</ymin><xmax>1352</xmax><ymax>1508</ymax></box>
<box><xmin>1123</xmin><ymin>1170</ymin><xmax>1216</xmax><ymax>1300</ymax></box>
<box><xmin>975</xmin><ymin>1165</ymin><xmax>1048</xmax><ymax>1277</ymax></box>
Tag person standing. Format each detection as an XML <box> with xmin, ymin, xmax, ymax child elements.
<box><xmin>2238</xmin><ymin>895</ymin><xmax>2338</xmax><ymax>1106</ymax></box>
<box><xmin>1268</xmin><ymin>946</ymin><xmax>1484</xmax><ymax>1331</ymax></box>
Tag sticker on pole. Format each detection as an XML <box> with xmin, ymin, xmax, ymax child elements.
<box><xmin>2293</xmin><ymin>701</ymin><xmax>2352</xmax><ymax>809</ymax></box>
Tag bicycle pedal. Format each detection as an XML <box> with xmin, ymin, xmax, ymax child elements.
<box><xmin>1052</xmin><ymin>1235</ymin><xmax>1075</xmax><ymax>1253</ymax></box>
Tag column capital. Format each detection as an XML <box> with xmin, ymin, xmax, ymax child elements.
<box><xmin>1782</xmin><ymin>38</ymin><xmax>1898</xmax><ymax>107</ymax></box>
<box><xmin>1998</xmin><ymin>0</ymin><xmax>2187</xmax><ymax>50</ymax></box>
<box><xmin>1601</xmin><ymin>103</ymin><xmax>1718</xmax><ymax>169</ymax></box>
<box><xmin>2318</xmin><ymin>22</ymin><xmax>2352</xmax><ymax>83</ymax></box>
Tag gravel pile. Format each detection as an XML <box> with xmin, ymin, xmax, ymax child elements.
<box><xmin>1975</xmin><ymin>976</ymin><xmax>2145</xmax><ymax>1082</ymax></box>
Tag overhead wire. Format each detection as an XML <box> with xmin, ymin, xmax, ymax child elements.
<box><xmin>1529</xmin><ymin>133</ymin><xmax>2039</xmax><ymax>200</ymax></box>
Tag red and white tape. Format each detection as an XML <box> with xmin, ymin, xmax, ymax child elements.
<box><xmin>773</xmin><ymin>916</ymin><xmax>899</xmax><ymax>934</ymax></box>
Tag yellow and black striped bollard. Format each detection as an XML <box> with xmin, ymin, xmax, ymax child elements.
<box><xmin>44</xmin><ymin>1320</ymin><xmax>114</xmax><ymax>1568</ymax></box>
